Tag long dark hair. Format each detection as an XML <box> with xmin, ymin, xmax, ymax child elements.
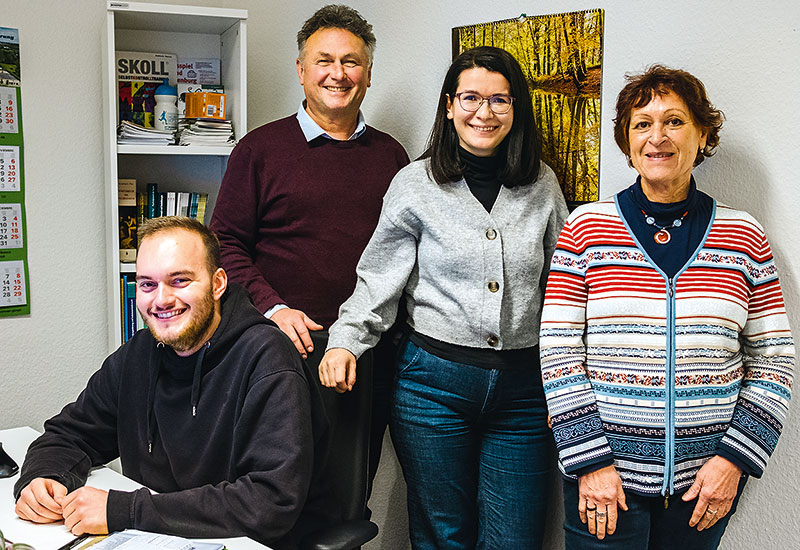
<box><xmin>421</xmin><ymin>46</ymin><xmax>541</xmax><ymax>187</ymax></box>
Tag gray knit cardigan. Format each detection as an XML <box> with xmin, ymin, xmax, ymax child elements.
<box><xmin>327</xmin><ymin>159</ymin><xmax>568</xmax><ymax>359</ymax></box>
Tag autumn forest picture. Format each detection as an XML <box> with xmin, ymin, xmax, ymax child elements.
<box><xmin>453</xmin><ymin>9</ymin><xmax>604</xmax><ymax>206</ymax></box>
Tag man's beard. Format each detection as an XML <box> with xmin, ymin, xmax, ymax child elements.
<box><xmin>147</xmin><ymin>289</ymin><xmax>216</xmax><ymax>353</ymax></box>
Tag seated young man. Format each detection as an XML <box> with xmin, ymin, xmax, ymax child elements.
<box><xmin>13</xmin><ymin>217</ymin><xmax>328</xmax><ymax>549</ymax></box>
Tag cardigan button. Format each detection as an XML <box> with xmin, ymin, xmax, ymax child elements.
<box><xmin>487</xmin><ymin>281</ymin><xmax>499</xmax><ymax>292</ymax></box>
<box><xmin>487</xmin><ymin>335</ymin><xmax>499</xmax><ymax>347</ymax></box>
<box><xmin>486</xmin><ymin>228</ymin><xmax>497</xmax><ymax>240</ymax></box>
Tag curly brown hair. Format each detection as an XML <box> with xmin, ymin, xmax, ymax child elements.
<box><xmin>613</xmin><ymin>65</ymin><xmax>724</xmax><ymax>167</ymax></box>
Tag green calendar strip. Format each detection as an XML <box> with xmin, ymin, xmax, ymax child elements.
<box><xmin>0</xmin><ymin>29</ymin><xmax>30</xmax><ymax>317</ymax></box>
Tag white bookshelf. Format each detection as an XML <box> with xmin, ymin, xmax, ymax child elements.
<box><xmin>102</xmin><ymin>1</ymin><xmax>247</xmax><ymax>350</ymax></box>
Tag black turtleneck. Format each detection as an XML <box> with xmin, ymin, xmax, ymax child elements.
<box><xmin>617</xmin><ymin>177</ymin><xmax>713</xmax><ymax>278</ymax></box>
<box><xmin>459</xmin><ymin>146</ymin><xmax>503</xmax><ymax>212</ymax></box>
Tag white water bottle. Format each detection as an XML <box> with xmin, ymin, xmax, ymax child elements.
<box><xmin>153</xmin><ymin>79</ymin><xmax>178</xmax><ymax>132</ymax></box>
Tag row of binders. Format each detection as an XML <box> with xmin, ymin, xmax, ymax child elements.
<box><xmin>140</xmin><ymin>186</ymin><xmax>209</xmax><ymax>222</ymax></box>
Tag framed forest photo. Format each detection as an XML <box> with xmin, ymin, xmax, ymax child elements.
<box><xmin>453</xmin><ymin>9</ymin><xmax>604</xmax><ymax>207</ymax></box>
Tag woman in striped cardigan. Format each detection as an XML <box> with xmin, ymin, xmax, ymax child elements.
<box><xmin>540</xmin><ymin>65</ymin><xmax>794</xmax><ymax>550</ymax></box>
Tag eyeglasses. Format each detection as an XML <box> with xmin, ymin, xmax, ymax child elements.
<box><xmin>452</xmin><ymin>92</ymin><xmax>515</xmax><ymax>114</ymax></box>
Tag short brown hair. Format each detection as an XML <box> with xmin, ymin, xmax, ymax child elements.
<box><xmin>138</xmin><ymin>217</ymin><xmax>221</xmax><ymax>275</ymax></box>
<box><xmin>614</xmin><ymin>65</ymin><xmax>724</xmax><ymax>167</ymax></box>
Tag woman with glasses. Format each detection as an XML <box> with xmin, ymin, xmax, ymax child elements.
<box><xmin>319</xmin><ymin>46</ymin><xmax>567</xmax><ymax>549</ymax></box>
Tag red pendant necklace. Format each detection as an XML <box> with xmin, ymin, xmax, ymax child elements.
<box><xmin>641</xmin><ymin>209</ymin><xmax>688</xmax><ymax>245</ymax></box>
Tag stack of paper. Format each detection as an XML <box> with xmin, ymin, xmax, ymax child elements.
<box><xmin>77</xmin><ymin>529</ymin><xmax>224</xmax><ymax>550</ymax></box>
<box><xmin>118</xmin><ymin>121</ymin><xmax>175</xmax><ymax>146</ymax></box>
<box><xmin>178</xmin><ymin>119</ymin><xmax>234</xmax><ymax>146</ymax></box>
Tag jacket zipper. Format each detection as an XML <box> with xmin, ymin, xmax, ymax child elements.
<box><xmin>662</xmin><ymin>277</ymin><xmax>676</xmax><ymax>500</ymax></box>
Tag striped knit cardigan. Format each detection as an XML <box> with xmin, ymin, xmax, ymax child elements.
<box><xmin>540</xmin><ymin>197</ymin><xmax>794</xmax><ymax>496</ymax></box>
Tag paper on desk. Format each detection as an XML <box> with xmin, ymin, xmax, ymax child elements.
<box><xmin>85</xmin><ymin>530</ymin><xmax>223</xmax><ymax>550</ymax></box>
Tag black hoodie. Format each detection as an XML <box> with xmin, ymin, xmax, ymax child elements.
<box><xmin>14</xmin><ymin>284</ymin><xmax>331</xmax><ymax>548</ymax></box>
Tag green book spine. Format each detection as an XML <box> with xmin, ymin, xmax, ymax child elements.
<box><xmin>126</xmin><ymin>280</ymin><xmax>137</xmax><ymax>342</ymax></box>
<box><xmin>147</xmin><ymin>183</ymin><xmax>158</xmax><ymax>218</ymax></box>
<box><xmin>120</xmin><ymin>276</ymin><xmax>126</xmax><ymax>344</ymax></box>
<box><xmin>189</xmin><ymin>192</ymin><xmax>198</xmax><ymax>218</ymax></box>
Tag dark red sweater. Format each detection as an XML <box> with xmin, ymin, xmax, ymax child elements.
<box><xmin>210</xmin><ymin>115</ymin><xmax>409</xmax><ymax>327</ymax></box>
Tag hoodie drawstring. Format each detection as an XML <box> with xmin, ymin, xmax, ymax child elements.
<box><xmin>147</xmin><ymin>342</ymin><xmax>165</xmax><ymax>454</ymax></box>
<box><xmin>190</xmin><ymin>343</ymin><xmax>209</xmax><ymax>417</ymax></box>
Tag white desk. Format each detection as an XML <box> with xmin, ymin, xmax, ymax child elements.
<box><xmin>0</xmin><ymin>427</ymin><xmax>270</xmax><ymax>550</ymax></box>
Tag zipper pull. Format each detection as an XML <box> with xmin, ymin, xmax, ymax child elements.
<box><xmin>668</xmin><ymin>278</ymin><xmax>674</xmax><ymax>297</ymax></box>
<box><xmin>664</xmin><ymin>495</ymin><xmax>669</xmax><ymax>509</ymax></box>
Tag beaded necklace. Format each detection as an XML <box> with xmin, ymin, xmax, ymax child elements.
<box><xmin>640</xmin><ymin>209</ymin><xmax>689</xmax><ymax>244</ymax></box>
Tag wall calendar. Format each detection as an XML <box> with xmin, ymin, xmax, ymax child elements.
<box><xmin>0</xmin><ymin>27</ymin><xmax>29</xmax><ymax>316</ymax></box>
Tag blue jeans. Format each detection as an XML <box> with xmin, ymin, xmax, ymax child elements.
<box><xmin>390</xmin><ymin>341</ymin><xmax>552</xmax><ymax>550</ymax></box>
<box><xmin>563</xmin><ymin>475</ymin><xmax>747</xmax><ymax>550</ymax></box>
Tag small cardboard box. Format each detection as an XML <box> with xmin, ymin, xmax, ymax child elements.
<box><xmin>184</xmin><ymin>92</ymin><xmax>226</xmax><ymax>120</ymax></box>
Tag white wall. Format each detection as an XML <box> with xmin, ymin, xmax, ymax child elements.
<box><xmin>1</xmin><ymin>1</ymin><xmax>798</xmax><ymax>548</ymax></box>
<box><xmin>1</xmin><ymin>1</ymin><xmax>108</xmax><ymax>430</ymax></box>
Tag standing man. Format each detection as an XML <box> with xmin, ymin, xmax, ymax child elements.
<box><xmin>210</xmin><ymin>4</ymin><xmax>409</xmax><ymax>499</ymax></box>
<box><xmin>14</xmin><ymin>217</ymin><xmax>329</xmax><ymax>549</ymax></box>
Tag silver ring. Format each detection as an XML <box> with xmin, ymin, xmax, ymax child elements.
<box><xmin>706</xmin><ymin>508</ymin><xmax>717</xmax><ymax>516</ymax></box>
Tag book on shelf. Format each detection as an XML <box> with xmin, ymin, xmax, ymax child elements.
<box><xmin>147</xmin><ymin>183</ymin><xmax>159</xmax><ymax>218</ymax></box>
<box><xmin>126</xmin><ymin>277</ymin><xmax>137</xmax><ymax>342</ymax></box>
<box><xmin>119</xmin><ymin>178</ymin><xmax>137</xmax><ymax>262</ymax></box>
<box><xmin>188</xmin><ymin>192</ymin><xmax>199</xmax><ymax>219</ymax></box>
<box><xmin>177</xmin><ymin>192</ymin><xmax>191</xmax><ymax>217</ymax></box>
<box><xmin>116</xmin><ymin>51</ymin><xmax>177</xmax><ymax>128</ymax></box>
<box><xmin>119</xmin><ymin>275</ymin><xmax>125</xmax><ymax>343</ymax></box>
<box><xmin>196</xmin><ymin>193</ymin><xmax>208</xmax><ymax>224</ymax></box>
<box><xmin>165</xmin><ymin>191</ymin><xmax>177</xmax><ymax>217</ymax></box>
<box><xmin>137</xmin><ymin>192</ymin><xmax>147</xmax><ymax>228</ymax></box>
<box><xmin>121</xmin><ymin>276</ymin><xmax>145</xmax><ymax>344</ymax></box>
<box><xmin>121</xmin><ymin>275</ymin><xmax>130</xmax><ymax>342</ymax></box>
<box><xmin>188</xmin><ymin>192</ymin><xmax>197</xmax><ymax>218</ymax></box>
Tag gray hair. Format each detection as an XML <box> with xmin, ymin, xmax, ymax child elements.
<box><xmin>297</xmin><ymin>4</ymin><xmax>376</xmax><ymax>65</ymax></box>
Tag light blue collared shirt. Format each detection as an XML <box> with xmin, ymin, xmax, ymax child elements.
<box><xmin>295</xmin><ymin>102</ymin><xmax>366</xmax><ymax>142</ymax></box>
<box><xmin>263</xmin><ymin>103</ymin><xmax>368</xmax><ymax>319</ymax></box>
